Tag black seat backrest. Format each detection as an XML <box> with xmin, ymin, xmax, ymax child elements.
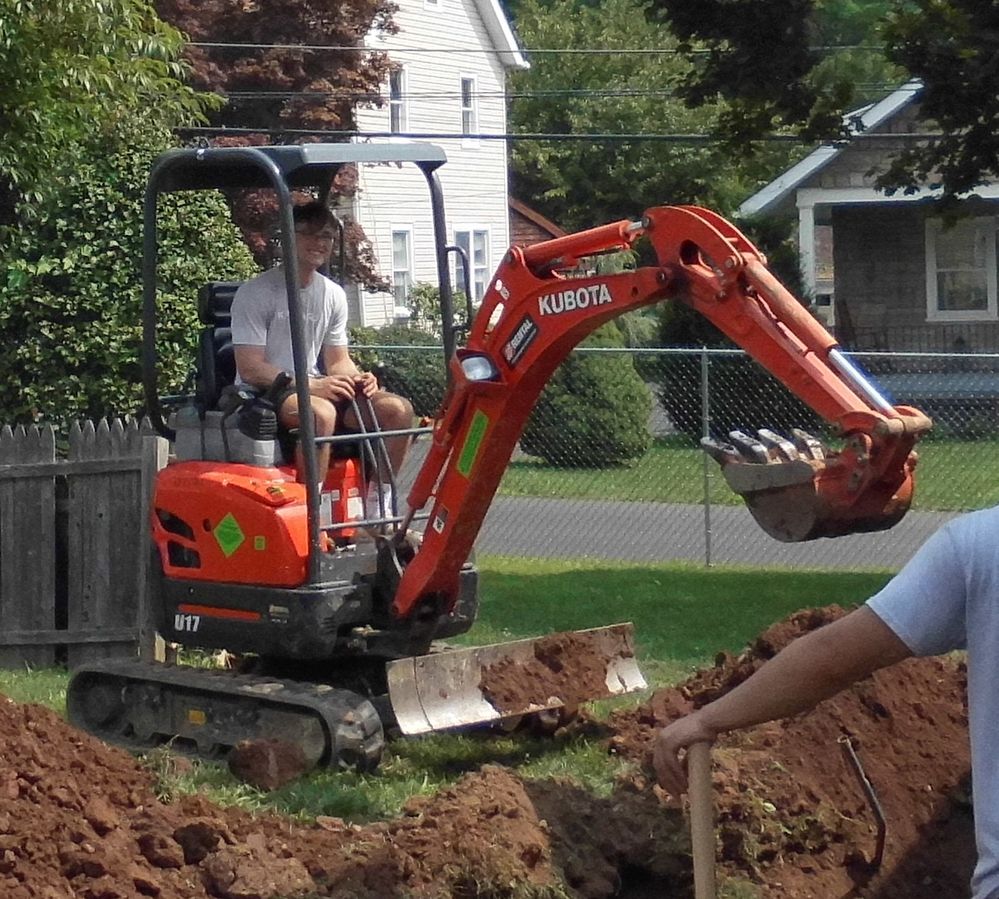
<box><xmin>196</xmin><ymin>282</ymin><xmax>242</xmax><ymax>410</ymax></box>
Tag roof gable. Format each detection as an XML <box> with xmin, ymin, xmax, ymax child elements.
<box><xmin>739</xmin><ymin>80</ymin><xmax>923</xmax><ymax>218</ymax></box>
<box><xmin>471</xmin><ymin>0</ymin><xmax>528</xmax><ymax>69</ymax></box>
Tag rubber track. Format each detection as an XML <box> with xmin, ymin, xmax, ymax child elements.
<box><xmin>67</xmin><ymin>658</ymin><xmax>385</xmax><ymax>771</ymax></box>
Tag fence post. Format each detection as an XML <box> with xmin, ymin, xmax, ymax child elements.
<box><xmin>138</xmin><ymin>434</ymin><xmax>170</xmax><ymax>662</ymax></box>
<box><xmin>700</xmin><ymin>348</ymin><xmax>712</xmax><ymax>567</ymax></box>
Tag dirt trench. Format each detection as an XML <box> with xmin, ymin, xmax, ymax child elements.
<box><xmin>0</xmin><ymin>605</ymin><xmax>974</xmax><ymax>899</ymax></box>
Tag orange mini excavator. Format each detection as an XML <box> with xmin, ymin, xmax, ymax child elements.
<box><xmin>67</xmin><ymin>144</ymin><xmax>930</xmax><ymax>770</ymax></box>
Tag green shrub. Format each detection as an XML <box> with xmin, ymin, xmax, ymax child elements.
<box><xmin>351</xmin><ymin>323</ymin><xmax>448</xmax><ymax>418</ymax></box>
<box><xmin>520</xmin><ymin>323</ymin><xmax>652</xmax><ymax>467</ymax></box>
<box><xmin>0</xmin><ymin>125</ymin><xmax>257</xmax><ymax>425</ymax></box>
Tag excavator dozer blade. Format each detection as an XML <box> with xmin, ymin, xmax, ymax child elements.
<box><xmin>386</xmin><ymin>623</ymin><xmax>646</xmax><ymax>735</ymax></box>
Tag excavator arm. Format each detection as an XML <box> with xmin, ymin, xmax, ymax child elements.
<box><xmin>390</xmin><ymin>206</ymin><xmax>931</xmax><ymax>624</ymax></box>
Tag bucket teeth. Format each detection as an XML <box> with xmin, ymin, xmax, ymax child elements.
<box><xmin>700</xmin><ymin>437</ymin><xmax>742</xmax><ymax>465</ymax></box>
<box><xmin>727</xmin><ymin>430</ymin><xmax>770</xmax><ymax>464</ymax></box>
<box><xmin>791</xmin><ymin>428</ymin><xmax>825</xmax><ymax>461</ymax></box>
<box><xmin>756</xmin><ymin>428</ymin><xmax>800</xmax><ymax>462</ymax></box>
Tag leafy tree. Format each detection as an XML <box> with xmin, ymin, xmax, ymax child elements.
<box><xmin>648</xmin><ymin>0</ymin><xmax>999</xmax><ymax>201</ymax></box>
<box><xmin>0</xmin><ymin>125</ymin><xmax>258</xmax><ymax>425</ymax></box>
<box><xmin>155</xmin><ymin>0</ymin><xmax>395</xmax><ymax>133</ymax></box>
<box><xmin>508</xmin><ymin>0</ymin><xmax>801</xmax><ymax>235</ymax></box>
<box><xmin>0</xmin><ymin>0</ymin><xmax>213</xmax><ymax>221</ymax></box>
<box><xmin>154</xmin><ymin>0</ymin><xmax>398</xmax><ymax>286</ymax></box>
<box><xmin>648</xmin><ymin>1</ymin><xmax>902</xmax><ymax>141</ymax></box>
<box><xmin>878</xmin><ymin>2</ymin><xmax>999</xmax><ymax>201</ymax></box>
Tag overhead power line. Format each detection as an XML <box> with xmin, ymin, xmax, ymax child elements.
<box><xmin>179</xmin><ymin>126</ymin><xmax>805</xmax><ymax>143</ymax></box>
<box><xmin>221</xmin><ymin>82</ymin><xmax>902</xmax><ymax>103</ymax></box>
<box><xmin>189</xmin><ymin>40</ymin><xmax>886</xmax><ymax>56</ymax></box>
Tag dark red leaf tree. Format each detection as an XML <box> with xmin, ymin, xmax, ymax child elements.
<box><xmin>155</xmin><ymin>0</ymin><xmax>398</xmax><ymax>287</ymax></box>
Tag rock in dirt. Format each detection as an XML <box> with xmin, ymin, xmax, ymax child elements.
<box><xmin>227</xmin><ymin>739</ymin><xmax>311</xmax><ymax>791</ymax></box>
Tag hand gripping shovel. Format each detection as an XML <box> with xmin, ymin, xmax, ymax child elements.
<box><xmin>386</xmin><ymin>622</ymin><xmax>646</xmax><ymax>734</ymax></box>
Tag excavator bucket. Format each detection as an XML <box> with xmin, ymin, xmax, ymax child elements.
<box><xmin>386</xmin><ymin>623</ymin><xmax>646</xmax><ymax>735</ymax></box>
<box><xmin>703</xmin><ymin>424</ymin><xmax>924</xmax><ymax>542</ymax></box>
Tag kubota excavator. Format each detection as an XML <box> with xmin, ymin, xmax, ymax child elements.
<box><xmin>66</xmin><ymin>143</ymin><xmax>931</xmax><ymax>771</ymax></box>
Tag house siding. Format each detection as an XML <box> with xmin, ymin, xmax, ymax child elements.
<box><xmin>833</xmin><ymin>205</ymin><xmax>925</xmax><ymax>336</ymax></box>
<box><xmin>818</xmin><ymin>105</ymin><xmax>925</xmax><ymax>191</ymax></box>
<box><xmin>834</xmin><ymin>204</ymin><xmax>999</xmax><ymax>353</ymax></box>
<box><xmin>350</xmin><ymin>0</ymin><xmax>514</xmax><ymax>327</ymax></box>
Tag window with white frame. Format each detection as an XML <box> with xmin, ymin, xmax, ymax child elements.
<box><xmin>460</xmin><ymin>76</ymin><xmax>477</xmax><ymax>135</ymax></box>
<box><xmin>925</xmin><ymin>217</ymin><xmax>998</xmax><ymax>321</ymax></box>
<box><xmin>389</xmin><ymin>68</ymin><xmax>406</xmax><ymax>134</ymax></box>
<box><xmin>455</xmin><ymin>229</ymin><xmax>489</xmax><ymax>301</ymax></box>
<box><xmin>391</xmin><ymin>229</ymin><xmax>413</xmax><ymax>306</ymax></box>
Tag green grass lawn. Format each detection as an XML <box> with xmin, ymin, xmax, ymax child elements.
<box><xmin>499</xmin><ymin>435</ymin><xmax>999</xmax><ymax>512</ymax></box>
<box><xmin>0</xmin><ymin>556</ymin><xmax>892</xmax><ymax>825</ymax></box>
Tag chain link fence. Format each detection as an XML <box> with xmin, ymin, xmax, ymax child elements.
<box><xmin>371</xmin><ymin>345</ymin><xmax>999</xmax><ymax>573</ymax></box>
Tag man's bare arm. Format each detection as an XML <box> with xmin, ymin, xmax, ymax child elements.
<box><xmin>234</xmin><ymin>345</ymin><xmax>286</xmax><ymax>391</ymax></box>
<box><xmin>653</xmin><ymin>606</ymin><xmax>913</xmax><ymax>796</ymax></box>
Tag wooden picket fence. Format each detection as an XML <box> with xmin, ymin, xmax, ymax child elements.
<box><xmin>0</xmin><ymin>418</ymin><xmax>166</xmax><ymax>669</ymax></box>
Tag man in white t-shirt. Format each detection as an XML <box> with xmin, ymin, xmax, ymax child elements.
<box><xmin>653</xmin><ymin>508</ymin><xmax>999</xmax><ymax>897</ymax></box>
<box><xmin>231</xmin><ymin>201</ymin><xmax>413</xmax><ymax>498</ymax></box>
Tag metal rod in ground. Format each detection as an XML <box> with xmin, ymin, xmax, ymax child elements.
<box><xmin>688</xmin><ymin>741</ymin><xmax>716</xmax><ymax>899</ymax></box>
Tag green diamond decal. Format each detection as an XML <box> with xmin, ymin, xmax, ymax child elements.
<box><xmin>214</xmin><ymin>513</ymin><xmax>245</xmax><ymax>557</ymax></box>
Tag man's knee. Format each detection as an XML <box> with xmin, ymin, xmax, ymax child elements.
<box><xmin>279</xmin><ymin>395</ymin><xmax>337</xmax><ymax>436</ymax></box>
<box><xmin>312</xmin><ymin>397</ymin><xmax>338</xmax><ymax>436</ymax></box>
<box><xmin>373</xmin><ymin>392</ymin><xmax>413</xmax><ymax>429</ymax></box>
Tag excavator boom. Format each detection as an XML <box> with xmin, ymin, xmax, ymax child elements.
<box><xmin>392</xmin><ymin>206</ymin><xmax>930</xmax><ymax>622</ymax></box>
<box><xmin>382</xmin><ymin>205</ymin><xmax>930</xmax><ymax>733</ymax></box>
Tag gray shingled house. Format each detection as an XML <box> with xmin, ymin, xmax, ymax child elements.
<box><xmin>740</xmin><ymin>81</ymin><xmax>999</xmax><ymax>357</ymax></box>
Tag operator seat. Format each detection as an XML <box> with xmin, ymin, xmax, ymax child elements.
<box><xmin>195</xmin><ymin>281</ymin><xmax>240</xmax><ymax>411</ymax></box>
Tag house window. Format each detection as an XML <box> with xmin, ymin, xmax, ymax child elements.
<box><xmin>389</xmin><ymin>69</ymin><xmax>406</xmax><ymax>134</ymax></box>
<box><xmin>392</xmin><ymin>229</ymin><xmax>413</xmax><ymax>305</ymax></box>
<box><xmin>925</xmin><ymin>217</ymin><xmax>998</xmax><ymax>321</ymax></box>
<box><xmin>460</xmin><ymin>76</ymin><xmax>477</xmax><ymax>135</ymax></box>
<box><xmin>455</xmin><ymin>229</ymin><xmax>489</xmax><ymax>301</ymax></box>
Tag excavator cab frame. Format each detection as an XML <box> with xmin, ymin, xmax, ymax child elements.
<box><xmin>141</xmin><ymin>142</ymin><xmax>461</xmax><ymax>584</ymax></box>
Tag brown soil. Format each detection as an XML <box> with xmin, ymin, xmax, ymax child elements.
<box><xmin>0</xmin><ymin>605</ymin><xmax>974</xmax><ymax>898</ymax></box>
<box><xmin>480</xmin><ymin>628</ymin><xmax>633</xmax><ymax>715</ymax></box>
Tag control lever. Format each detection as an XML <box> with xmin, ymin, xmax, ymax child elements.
<box><xmin>238</xmin><ymin>371</ymin><xmax>292</xmax><ymax>441</ymax></box>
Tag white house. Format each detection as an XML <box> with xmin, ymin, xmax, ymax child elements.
<box><xmin>346</xmin><ymin>0</ymin><xmax>528</xmax><ymax>326</ymax></box>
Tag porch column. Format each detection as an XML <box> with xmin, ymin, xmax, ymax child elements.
<box><xmin>797</xmin><ymin>199</ymin><xmax>817</xmax><ymax>299</ymax></box>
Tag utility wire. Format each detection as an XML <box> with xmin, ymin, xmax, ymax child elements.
<box><xmin>189</xmin><ymin>40</ymin><xmax>887</xmax><ymax>55</ymax></box>
<box><xmin>179</xmin><ymin>126</ymin><xmax>806</xmax><ymax>142</ymax></box>
<box><xmin>221</xmin><ymin>82</ymin><xmax>903</xmax><ymax>102</ymax></box>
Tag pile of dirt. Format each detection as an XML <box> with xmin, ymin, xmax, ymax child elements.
<box><xmin>0</xmin><ymin>605</ymin><xmax>974</xmax><ymax>898</ymax></box>
<box><xmin>0</xmin><ymin>695</ymin><xmax>686</xmax><ymax>899</ymax></box>
<box><xmin>480</xmin><ymin>627</ymin><xmax>635</xmax><ymax>714</ymax></box>
<box><xmin>607</xmin><ymin>605</ymin><xmax>974</xmax><ymax>896</ymax></box>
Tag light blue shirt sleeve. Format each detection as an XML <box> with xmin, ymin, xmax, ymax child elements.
<box><xmin>867</xmin><ymin>520</ymin><xmax>968</xmax><ymax>656</ymax></box>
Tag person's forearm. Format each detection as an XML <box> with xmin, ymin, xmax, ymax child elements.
<box><xmin>238</xmin><ymin>357</ymin><xmax>287</xmax><ymax>392</ymax></box>
<box><xmin>697</xmin><ymin>609</ymin><xmax>911</xmax><ymax>736</ymax></box>
<box><xmin>324</xmin><ymin>358</ymin><xmax>361</xmax><ymax>378</ymax></box>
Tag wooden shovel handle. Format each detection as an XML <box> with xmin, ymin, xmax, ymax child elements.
<box><xmin>688</xmin><ymin>741</ymin><xmax>716</xmax><ymax>899</ymax></box>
